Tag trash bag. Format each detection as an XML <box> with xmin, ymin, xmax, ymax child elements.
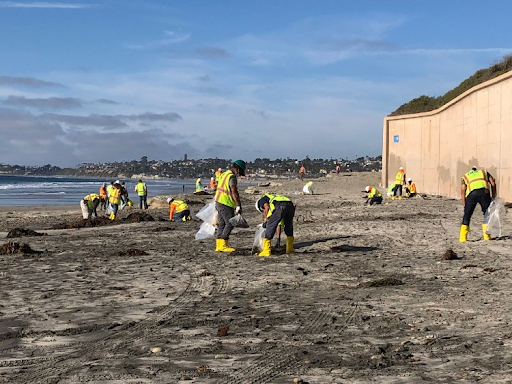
<box><xmin>303</xmin><ymin>181</ymin><xmax>314</xmax><ymax>195</ymax></box>
<box><xmin>252</xmin><ymin>224</ymin><xmax>265</xmax><ymax>254</ymax></box>
<box><xmin>106</xmin><ymin>203</ymin><xmax>113</xmax><ymax>215</ymax></box>
<box><xmin>196</xmin><ymin>200</ymin><xmax>216</xmax><ymax>224</ymax></box>
<box><xmin>486</xmin><ymin>198</ymin><xmax>504</xmax><ymax>238</ymax></box>
<box><xmin>229</xmin><ymin>214</ymin><xmax>249</xmax><ymax>228</ymax></box>
<box><xmin>195</xmin><ymin>222</ymin><xmax>216</xmax><ymax>240</ymax></box>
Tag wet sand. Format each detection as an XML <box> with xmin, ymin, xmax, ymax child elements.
<box><xmin>0</xmin><ymin>172</ymin><xmax>511</xmax><ymax>383</ymax></box>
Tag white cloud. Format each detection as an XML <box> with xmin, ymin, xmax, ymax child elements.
<box><xmin>125</xmin><ymin>30</ymin><xmax>191</xmax><ymax>50</ymax></box>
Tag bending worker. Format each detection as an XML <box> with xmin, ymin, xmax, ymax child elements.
<box><xmin>255</xmin><ymin>193</ymin><xmax>295</xmax><ymax>257</ymax></box>
<box><xmin>99</xmin><ymin>183</ymin><xmax>108</xmax><ymax>210</ymax></box>
<box><xmin>195</xmin><ymin>178</ymin><xmax>203</xmax><ymax>193</ymax></box>
<box><xmin>405</xmin><ymin>178</ymin><xmax>417</xmax><ymax>197</ymax></box>
<box><xmin>81</xmin><ymin>193</ymin><xmax>100</xmax><ymax>219</ymax></box>
<box><xmin>364</xmin><ymin>186</ymin><xmax>383</xmax><ymax>205</ymax></box>
<box><xmin>167</xmin><ymin>197</ymin><xmax>191</xmax><ymax>222</ymax></box>
<box><xmin>214</xmin><ymin>160</ymin><xmax>246</xmax><ymax>252</ymax></box>
<box><xmin>460</xmin><ymin>166</ymin><xmax>497</xmax><ymax>242</ymax></box>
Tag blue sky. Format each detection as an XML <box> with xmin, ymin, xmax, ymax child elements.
<box><xmin>0</xmin><ymin>0</ymin><xmax>511</xmax><ymax>167</ymax></box>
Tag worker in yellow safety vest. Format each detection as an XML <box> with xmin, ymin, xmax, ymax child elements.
<box><xmin>214</xmin><ymin>160</ymin><xmax>246</xmax><ymax>252</ymax></box>
<box><xmin>255</xmin><ymin>193</ymin><xmax>295</xmax><ymax>257</ymax></box>
<box><xmin>404</xmin><ymin>178</ymin><xmax>417</xmax><ymax>197</ymax></box>
<box><xmin>391</xmin><ymin>167</ymin><xmax>406</xmax><ymax>200</ymax></box>
<box><xmin>459</xmin><ymin>166</ymin><xmax>497</xmax><ymax>242</ymax></box>
<box><xmin>134</xmin><ymin>179</ymin><xmax>148</xmax><ymax>209</ymax></box>
<box><xmin>364</xmin><ymin>186</ymin><xmax>383</xmax><ymax>205</ymax></box>
<box><xmin>109</xmin><ymin>181</ymin><xmax>122</xmax><ymax>220</ymax></box>
<box><xmin>167</xmin><ymin>197</ymin><xmax>191</xmax><ymax>222</ymax></box>
<box><xmin>99</xmin><ymin>183</ymin><xmax>108</xmax><ymax>210</ymax></box>
<box><xmin>80</xmin><ymin>193</ymin><xmax>100</xmax><ymax>219</ymax></box>
<box><xmin>215</xmin><ymin>168</ymin><xmax>222</xmax><ymax>185</ymax></box>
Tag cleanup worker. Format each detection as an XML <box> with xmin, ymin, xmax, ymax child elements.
<box><xmin>209</xmin><ymin>177</ymin><xmax>216</xmax><ymax>189</ymax></box>
<box><xmin>120</xmin><ymin>182</ymin><xmax>129</xmax><ymax>209</ymax></box>
<box><xmin>364</xmin><ymin>186</ymin><xmax>383</xmax><ymax>205</ymax></box>
<box><xmin>135</xmin><ymin>179</ymin><xmax>148</xmax><ymax>209</ymax></box>
<box><xmin>392</xmin><ymin>167</ymin><xmax>406</xmax><ymax>200</ymax></box>
<box><xmin>214</xmin><ymin>160</ymin><xmax>246</xmax><ymax>252</ymax></box>
<box><xmin>109</xmin><ymin>181</ymin><xmax>122</xmax><ymax>220</ymax></box>
<box><xmin>167</xmin><ymin>197</ymin><xmax>191</xmax><ymax>222</ymax></box>
<box><xmin>99</xmin><ymin>183</ymin><xmax>108</xmax><ymax>210</ymax></box>
<box><xmin>255</xmin><ymin>193</ymin><xmax>295</xmax><ymax>256</ymax></box>
<box><xmin>405</xmin><ymin>178</ymin><xmax>417</xmax><ymax>197</ymax></box>
<box><xmin>459</xmin><ymin>166</ymin><xmax>497</xmax><ymax>242</ymax></box>
<box><xmin>215</xmin><ymin>168</ymin><xmax>222</xmax><ymax>184</ymax></box>
<box><xmin>195</xmin><ymin>178</ymin><xmax>203</xmax><ymax>193</ymax></box>
<box><xmin>80</xmin><ymin>193</ymin><xmax>100</xmax><ymax>219</ymax></box>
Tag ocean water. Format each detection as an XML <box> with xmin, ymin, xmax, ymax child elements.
<box><xmin>0</xmin><ymin>175</ymin><xmax>198</xmax><ymax>207</ymax></box>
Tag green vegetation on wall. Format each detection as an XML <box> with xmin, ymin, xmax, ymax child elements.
<box><xmin>389</xmin><ymin>55</ymin><xmax>512</xmax><ymax>116</ymax></box>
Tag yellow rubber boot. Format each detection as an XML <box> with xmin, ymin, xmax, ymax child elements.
<box><xmin>259</xmin><ymin>238</ymin><xmax>271</xmax><ymax>257</ymax></box>
<box><xmin>286</xmin><ymin>236</ymin><xmax>295</xmax><ymax>254</ymax></box>
<box><xmin>459</xmin><ymin>224</ymin><xmax>469</xmax><ymax>242</ymax></box>
<box><xmin>217</xmin><ymin>239</ymin><xmax>235</xmax><ymax>253</ymax></box>
<box><xmin>215</xmin><ymin>238</ymin><xmax>222</xmax><ymax>251</ymax></box>
<box><xmin>398</xmin><ymin>196</ymin><xmax>402</xmax><ymax>200</ymax></box>
<box><xmin>109</xmin><ymin>212</ymin><xmax>116</xmax><ymax>220</ymax></box>
<box><xmin>482</xmin><ymin>224</ymin><xmax>491</xmax><ymax>240</ymax></box>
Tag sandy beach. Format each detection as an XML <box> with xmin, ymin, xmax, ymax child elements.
<box><xmin>1</xmin><ymin>172</ymin><xmax>511</xmax><ymax>383</ymax></box>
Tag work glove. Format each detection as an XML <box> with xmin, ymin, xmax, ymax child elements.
<box><xmin>262</xmin><ymin>221</ymin><xmax>267</xmax><ymax>228</ymax></box>
<box><xmin>235</xmin><ymin>205</ymin><xmax>242</xmax><ymax>215</ymax></box>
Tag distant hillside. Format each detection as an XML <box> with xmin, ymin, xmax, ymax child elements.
<box><xmin>389</xmin><ymin>55</ymin><xmax>512</xmax><ymax>116</ymax></box>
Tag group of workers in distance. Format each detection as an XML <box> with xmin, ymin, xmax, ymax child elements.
<box><xmin>80</xmin><ymin>179</ymin><xmax>148</xmax><ymax>220</ymax></box>
<box><xmin>364</xmin><ymin>165</ymin><xmax>499</xmax><ymax>243</ymax></box>
<box><xmin>363</xmin><ymin>167</ymin><xmax>417</xmax><ymax>206</ymax></box>
<box><xmin>195</xmin><ymin>168</ymin><xmax>224</xmax><ymax>193</ymax></box>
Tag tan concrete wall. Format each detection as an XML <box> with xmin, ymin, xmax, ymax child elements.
<box><xmin>383</xmin><ymin>70</ymin><xmax>512</xmax><ymax>202</ymax></box>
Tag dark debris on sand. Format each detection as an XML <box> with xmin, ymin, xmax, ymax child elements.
<box><xmin>0</xmin><ymin>241</ymin><xmax>42</xmax><ymax>255</ymax></box>
<box><xmin>124</xmin><ymin>212</ymin><xmax>155</xmax><ymax>222</ymax></box>
<box><xmin>359</xmin><ymin>277</ymin><xmax>404</xmax><ymax>288</ymax></box>
<box><xmin>51</xmin><ymin>217</ymin><xmax>112</xmax><ymax>229</ymax></box>
<box><xmin>441</xmin><ymin>249</ymin><xmax>460</xmax><ymax>260</ymax></box>
<box><xmin>6</xmin><ymin>228</ymin><xmax>47</xmax><ymax>238</ymax></box>
<box><xmin>117</xmin><ymin>248</ymin><xmax>149</xmax><ymax>256</ymax></box>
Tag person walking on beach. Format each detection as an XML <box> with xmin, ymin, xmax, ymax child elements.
<box><xmin>255</xmin><ymin>193</ymin><xmax>295</xmax><ymax>256</ymax></box>
<box><xmin>459</xmin><ymin>166</ymin><xmax>497</xmax><ymax>242</ymax></box>
<box><xmin>391</xmin><ymin>167</ymin><xmax>406</xmax><ymax>200</ymax></box>
<box><xmin>81</xmin><ymin>193</ymin><xmax>100</xmax><ymax>219</ymax></box>
<box><xmin>167</xmin><ymin>197</ymin><xmax>191</xmax><ymax>222</ymax></box>
<box><xmin>299</xmin><ymin>164</ymin><xmax>306</xmax><ymax>180</ymax></box>
<box><xmin>109</xmin><ymin>181</ymin><xmax>122</xmax><ymax>220</ymax></box>
<box><xmin>364</xmin><ymin>186</ymin><xmax>383</xmax><ymax>205</ymax></box>
<box><xmin>335</xmin><ymin>163</ymin><xmax>341</xmax><ymax>176</ymax></box>
<box><xmin>99</xmin><ymin>183</ymin><xmax>108</xmax><ymax>210</ymax></box>
<box><xmin>214</xmin><ymin>160</ymin><xmax>246</xmax><ymax>252</ymax></box>
<box><xmin>135</xmin><ymin>179</ymin><xmax>148</xmax><ymax>209</ymax></box>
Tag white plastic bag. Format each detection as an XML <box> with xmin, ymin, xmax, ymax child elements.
<box><xmin>106</xmin><ymin>203</ymin><xmax>113</xmax><ymax>215</ymax></box>
<box><xmin>195</xmin><ymin>222</ymin><xmax>216</xmax><ymax>240</ymax></box>
<box><xmin>303</xmin><ymin>181</ymin><xmax>314</xmax><ymax>195</ymax></box>
<box><xmin>196</xmin><ymin>200</ymin><xmax>216</xmax><ymax>224</ymax></box>
<box><xmin>252</xmin><ymin>224</ymin><xmax>265</xmax><ymax>253</ymax></box>
<box><xmin>486</xmin><ymin>198</ymin><xmax>504</xmax><ymax>238</ymax></box>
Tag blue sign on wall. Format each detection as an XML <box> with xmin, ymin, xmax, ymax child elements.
<box><xmin>393</xmin><ymin>135</ymin><xmax>399</xmax><ymax>143</ymax></box>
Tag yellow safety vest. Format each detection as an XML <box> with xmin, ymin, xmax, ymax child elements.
<box><xmin>215</xmin><ymin>170</ymin><xmax>236</xmax><ymax>208</ymax></box>
<box><xmin>268</xmin><ymin>194</ymin><xmax>291</xmax><ymax>218</ymax></box>
<box><xmin>136</xmin><ymin>182</ymin><xmax>146</xmax><ymax>196</ymax></box>
<box><xmin>368</xmin><ymin>188</ymin><xmax>381</xmax><ymax>198</ymax></box>
<box><xmin>172</xmin><ymin>200</ymin><xmax>188</xmax><ymax>212</ymax></box>
<box><xmin>109</xmin><ymin>188</ymin><xmax>121</xmax><ymax>204</ymax></box>
<box><xmin>408</xmin><ymin>183</ymin><xmax>416</xmax><ymax>194</ymax></box>
<box><xmin>195</xmin><ymin>179</ymin><xmax>202</xmax><ymax>192</ymax></box>
<box><xmin>84</xmin><ymin>193</ymin><xmax>99</xmax><ymax>209</ymax></box>
<box><xmin>462</xmin><ymin>170</ymin><xmax>489</xmax><ymax>197</ymax></box>
<box><xmin>395</xmin><ymin>172</ymin><xmax>405</xmax><ymax>185</ymax></box>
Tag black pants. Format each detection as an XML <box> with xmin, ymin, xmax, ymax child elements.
<box><xmin>462</xmin><ymin>189</ymin><xmax>491</xmax><ymax>226</ymax></box>
<box><xmin>216</xmin><ymin>202</ymin><xmax>235</xmax><ymax>240</ymax></box>
<box><xmin>369</xmin><ymin>196</ymin><xmax>383</xmax><ymax>205</ymax></box>
<box><xmin>265</xmin><ymin>202</ymin><xmax>295</xmax><ymax>239</ymax></box>
<box><xmin>392</xmin><ymin>184</ymin><xmax>403</xmax><ymax>197</ymax></box>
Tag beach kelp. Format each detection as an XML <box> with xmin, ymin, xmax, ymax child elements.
<box><xmin>51</xmin><ymin>217</ymin><xmax>112</xmax><ymax>229</ymax></box>
<box><xmin>124</xmin><ymin>212</ymin><xmax>155</xmax><ymax>222</ymax></box>
<box><xmin>6</xmin><ymin>228</ymin><xmax>47</xmax><ymax>238</ymax></box>
<box><xmin>0</xmin><ymin>241</ymin><xmax>42</xmax><ymax>255</ymax></box>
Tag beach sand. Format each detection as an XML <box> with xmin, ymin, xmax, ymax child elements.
<box><xmin>0</xmin><ymin>172</ymin><xmax>511</xmax><ymax>383</ymax></box>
